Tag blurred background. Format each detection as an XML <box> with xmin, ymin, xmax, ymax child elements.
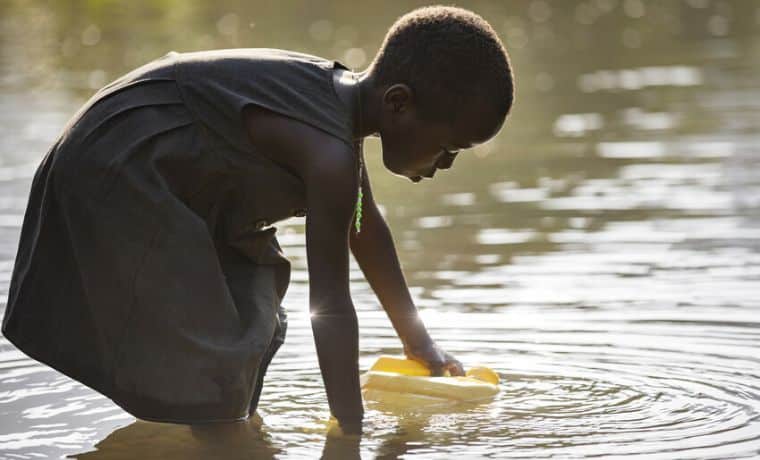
<box><xmin>1</xmin><ymin>1</ymin><xmax>759</xmax><ymax>459</ymax></box>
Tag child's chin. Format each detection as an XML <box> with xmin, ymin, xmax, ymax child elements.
<box><xmin>382</xmin><ymin>154</ymin><xmax>407</xmax><ymax>177</ymax></box>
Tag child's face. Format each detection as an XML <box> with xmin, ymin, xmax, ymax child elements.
<box><xmin>378</xmin><ymin>85</ymin><xmax>501</xmax><ymax>182</ymax></box>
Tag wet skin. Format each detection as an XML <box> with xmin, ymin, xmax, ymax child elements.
<box><xmin>241</xmin><ymin>68</ymin><xmax>504</xmax><ymax>434</ymax></box>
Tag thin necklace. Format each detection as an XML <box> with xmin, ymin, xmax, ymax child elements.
<box><xmin>352</xmin><ymin>70</ymin><xmax>364</xmax><ymax>234</ymax></box>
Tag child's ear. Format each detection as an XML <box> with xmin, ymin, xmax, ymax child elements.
<box><xmin>383</xmin><ymin>83</ymin><xmax>413</xmax><ymax>113</ymax></box>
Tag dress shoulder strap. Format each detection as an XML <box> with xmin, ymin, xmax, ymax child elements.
<box><xmin>173</xmin><ymin>48</ymin><xmax>354</xmax><ymax>153</ymax></box>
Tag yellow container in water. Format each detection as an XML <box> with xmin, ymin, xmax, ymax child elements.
<box><xmin>360</xmin><ymin>356</ymin><xmax>500</xmax><ymax>407</ymax></box>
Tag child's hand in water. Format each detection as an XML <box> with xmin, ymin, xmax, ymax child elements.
<box><xmin>404</xmin><ymin>340</ymin><xmax>465</xmax><ymax>376</ymax></box>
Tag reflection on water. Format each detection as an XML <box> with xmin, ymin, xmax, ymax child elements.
<box><xmin>2</xmin><ymin>1</ymin><xmax>760</xmax><ymax>459</ymax></box>
<box><xmin>70</xmin><ymin>418</ymin><xmax>282</xmax><ymax>460</ymax></box>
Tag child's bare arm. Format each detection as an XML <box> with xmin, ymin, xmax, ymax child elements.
<box><xmin>304</xmin><ymin>141</ymin><xmax>363</xmax><ymax>432</ymax></box>
<box><xmin>349</xmin><ymin>164</ymin><xmax>464</xmax><ymax>376</ymax></box>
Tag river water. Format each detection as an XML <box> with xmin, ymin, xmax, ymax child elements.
<box><xmin>1</xmin><ymin>1</ymin><xmax>759</xmax><ymax>459</ymax></box>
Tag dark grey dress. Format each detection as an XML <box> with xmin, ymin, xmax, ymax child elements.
<box><xmin>1</xmin><ymin>48</ymin><xmax>354</xmax><ymax>423</ymax></box>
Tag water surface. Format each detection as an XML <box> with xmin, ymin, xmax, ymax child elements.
<box><xmin>1</xmin><ymin>1</ymin><xmax>759</xmax><ymax>458</ymax></box>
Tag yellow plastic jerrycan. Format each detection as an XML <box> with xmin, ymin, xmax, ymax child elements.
<box><xmin>360</xmin><ymin>355</ymin><xmax>500</xmax><ymax>408</ymax></box>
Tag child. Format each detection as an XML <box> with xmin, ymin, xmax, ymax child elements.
<box><xmin>1</xmin><ymin>5</ymin><xmax>513</xmax><ymax>434</ymax></box>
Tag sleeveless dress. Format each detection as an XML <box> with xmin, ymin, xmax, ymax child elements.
<box><xmin>1</xmin><ymin>48</ymin><xmax>355</xmax><ymax>423</ymax></box>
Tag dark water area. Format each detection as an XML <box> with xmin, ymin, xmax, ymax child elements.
<box><xmin>1</xmin><ymin>1</ymin><xmax>759</xmax><ymax>458</ymax></box>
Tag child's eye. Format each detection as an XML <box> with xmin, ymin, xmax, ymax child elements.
<box><xmin>439</xmin><ymin>148</ymin><xmax>458</xmax><ymax>158</ymax></box>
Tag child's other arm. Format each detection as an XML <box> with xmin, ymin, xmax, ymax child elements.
<box><xmin>304</xmin><ymin>141</ymin><xmax>363</xmax><ymax>433</ymax></box>
<box><xmin>349</xmin><ymin>164</ymin><xmax>464</xmax><ymax>377</ymax></box>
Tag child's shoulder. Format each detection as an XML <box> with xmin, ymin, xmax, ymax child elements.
<box><xmin>177</xmin><ymin>47</ymin><xmax>334</xmax><ymax>68</ymax></box>
<box><xmin>243</xmin><ymin>103</ymin><xmax>355</xmax><ymax>181</ymax></box>
<box><xmin>171</xmin><ymin>47</ymin><xmax>354</xmax><ymax>159</ymax></box>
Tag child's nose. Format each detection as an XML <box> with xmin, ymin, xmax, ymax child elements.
<box><xmin>436</xmin><ymin>155</ymin><xmax>456</xmax><ymax>170</ymax></box>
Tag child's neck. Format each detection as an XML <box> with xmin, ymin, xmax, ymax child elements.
<box><xmin>332</xmin><ymin>68</ymin><xmax>380</xmax><ymax>141</ymax></box>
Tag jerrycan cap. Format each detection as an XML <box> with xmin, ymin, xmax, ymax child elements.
<box><xmin>465</xmin><ymin>366</ymin><xmax>500</xmax><ymax>385</ymax></box>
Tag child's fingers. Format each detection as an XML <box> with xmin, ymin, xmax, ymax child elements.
<box><xmin>429</xmin><ymin>362</ymin><xmax>446</xmax><ymax>376</ymax></box>
<box><xmin>446</xmin><ymin>360</ymin><xmax>465</xmax><ymax>376</ymax></box>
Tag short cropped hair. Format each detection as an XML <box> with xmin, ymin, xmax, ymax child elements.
<box><xmin>369</xmin><ymin>5</ymin><xmax>514</xmax><ymax>127</ymax></box>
